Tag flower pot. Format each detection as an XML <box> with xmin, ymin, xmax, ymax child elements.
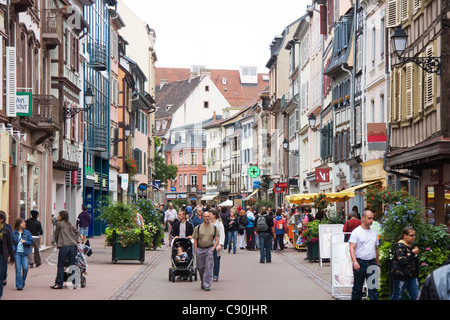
<box><xmin>112</xmin><ymin>230</ymin><xmax>145</xmax><ymax>263</ymax></box>
<box><xmin>307</xmin><ymin>242</ymin><xmax>320</xmax><ymax>262</ymax></box>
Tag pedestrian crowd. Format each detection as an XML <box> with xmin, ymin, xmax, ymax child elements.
<box><xmin>1</xmin><ymin>201</ymin><xmax>448</xmax><ymax>300</ymax></box>
<box><xmin>157</xmin><ymin>202</ymin><xmax>313</xmax><ymax>291</ymax></box>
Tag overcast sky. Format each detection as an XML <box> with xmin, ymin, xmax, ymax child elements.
<box><xmin>121</xmin><ymin>0</ymin><xmax>311</xmax><ymax>73</ymax></box>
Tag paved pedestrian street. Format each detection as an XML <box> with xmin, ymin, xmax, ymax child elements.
<box><xmin>1</xmin><ymin>233</ymin><xmax>332</xmax><ymax>301</ymax></box>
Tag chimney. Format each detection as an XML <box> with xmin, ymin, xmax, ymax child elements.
<box><xmin>213</xmin><ymin>111</ymin><xmax>216</xmax><ymax>122</ymax></box>
<box><xmin>200</xmin><ymin>69</ymin><xmax>211</xmax><ymax>79</ymax></box>
<box><xmin>188</xmin><ymin>72</ymin><xmax>197</xmax><ymax>82</ymax></box>
<box><xmin>159</xmin><ymin>79</ymin><xmax>168</xmax><ymax>89</ymax></box>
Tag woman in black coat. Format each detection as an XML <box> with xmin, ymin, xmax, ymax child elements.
<box><xmin>0</xmin><ymin>210</ymin><xmax>15</xmax><ymax>299</ymax></box>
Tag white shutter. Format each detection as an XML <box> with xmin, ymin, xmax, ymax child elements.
<box><xmin>6</xmin><ymin>47</ymin><xmax>16</xmax><ymax>117</ymax></box>
<box><xmin>386</xmin><ymin>0</ymin><xmax>399</xmax><ymax>28</ymax></box>
<box><xmin>417</xmin><ymin>53</ymin><xmax>423</xmax><ymax>113</ymax></box>
<box><xmin>394</xmin><ymin>69</ymin><xmax>401</xmax><ymax>121</ymax></box>
<box><xmin>413</xmin><ymin>0</ymin><xmax>421</xmax><ymax>14</ymax></box>
<box><xmin>405</xmin><ymin>63</ymin><xmax>413</xmax><ymax>119</ymax></box>
<box><xmin>424</xmin><ymin>44</ymin><xmax>435</xmax><ymax>108</ymax></box>
<box><xmin>401</xmin><ymin>0</ymin><xmax>409</xmax><ymax>22</ymax></box>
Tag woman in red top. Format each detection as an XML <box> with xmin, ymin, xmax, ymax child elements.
<box><xmin>343</xmin><ymin>211</ymin><xmax>362</xmax><ymax>241</ymax></box>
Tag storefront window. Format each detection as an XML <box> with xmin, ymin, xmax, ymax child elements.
<box><xmin>426</xmin><ymin>185</ymin><xmax>450</xmax><ymax>232</ymax></box>
<box><xmin>20</xmin><ymin>163</ymin><xmax>27</xmax><ymax>219</ymax></box>
<box><xmin>31</xmin><ymin>166</ymin><xmax>39</xmax><ymax>212</ymax></box>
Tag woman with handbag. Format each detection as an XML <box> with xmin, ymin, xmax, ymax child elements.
<box><xmin>51</xmin><ymin>210</ymin><xmax>79</xmax><ymax>289</ymax></box>
<box><xmin>11</xmin><ymin>218</ymin><xmax>33</xmax><ymax>290</ymax></box>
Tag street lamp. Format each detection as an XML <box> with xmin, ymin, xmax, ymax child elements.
<box><xmin>64</xmin><ymin>87</ymin><xmax>95</xmax><ymax>119</ymax></box>
<box><xmin>111</xmin><ymin>124</ymin><xmax>132</xmax><ymax>144</ymax></box>
<box><xmin>308</xmin><ymin>113</ymin><xmax>333</xmax><ymax>136</ymax></box>
<box><xmin>391</xmin><ymin>26</ymin><xmax>441</xmax><ymax>74</ymax></box>
<box><xmin>282</xmin><ymin>138</ymin><xmax>289</xmax><ymax>151</ymax></box>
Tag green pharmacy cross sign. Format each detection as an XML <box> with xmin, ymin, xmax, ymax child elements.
<box><xmin>248</xmin><ymin>165</ymin><xmax>260</xmax><ymax>178</ymax></box>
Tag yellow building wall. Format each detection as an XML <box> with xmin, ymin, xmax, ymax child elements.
<box><xmin>0</xmin><ymin>132</ymin><xmax>10</xmax><ymax>213</ymax></box>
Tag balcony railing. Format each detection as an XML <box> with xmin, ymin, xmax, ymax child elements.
<box><xmin>41</xmin><ymin>9</ymin><xmax>62</xmax><ymax>49</ymax></box>
<box><xmin>11</xmin><ymin>0</ymin><xmax>35</xmax><ymax>13</ymax></box>
<box><xmin>87</xmin><ymin>40</ymin><xmax>108</xmax><ymax>71</ymax></box>
<box><xmin>27</xmin><ymin>94</ymin><xmax>60</xmax><ymax>130</ymax></box>
<box><xmin>186</xmin><ymin>185</ymin><xmax>198</xmax><ymax>193</ymax></box>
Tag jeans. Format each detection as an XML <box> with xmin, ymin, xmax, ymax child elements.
<box><xmin>352</xmin><ymin>259</ymin><xmax>379</xmax><ymax>300</ymax></box>
<box><xmin>213</xmin><ymin>249</ymin><xmax>221</xmax><ymax>280</ymax></box>
<box><xmin>390</xmin><ymin>278</ymin><xmax>419</xmax><ymax>300</ymax></box>
<box><xmin>14</xmin><ymin>252</ymin><xmax>28</xmax><ymax>289</ymax></box>
<box><xmin>227</xmin><ymin>230</ymin><xmax>237</xmax><ymax>253</ymax></box>
<box><xmin>0</xmin><ymin>256</ymin><xmax>7</xmax><ymax>298</ymax></box>
<box><xmin>55</xmin><ymin>245</ymin><xmax>77</xmax><ymax>286</ymax></box>
<box><xmin>258</xmin><ymin>232</ymin><xmax>272</xmax><ymax>263</ymax></box>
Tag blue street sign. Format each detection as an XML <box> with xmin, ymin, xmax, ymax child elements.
<box><xmin>253</xmin><ymin>181</ymin><xmax>261</xmax><ymax>189</ymax></box>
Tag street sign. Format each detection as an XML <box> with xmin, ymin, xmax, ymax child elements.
<box><xmin>248</xmin><ymin>165</ymin><xmax>260</xmax><ymax>178</ymax></box>
<box><xmin>253</xmin><ymin>180</ymin><xmax>261</xmax><ymax>189</ymax></box>
<box><xmin>170</xmin><ymin>187</ymin><xmax>176</xmax><ymax>192</ymax></box>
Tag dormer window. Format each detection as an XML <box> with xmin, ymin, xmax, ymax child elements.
<box><xmin>166</xmin><ymin>104</ymin><xmax>173</xmax><ymax>111</ymax></box>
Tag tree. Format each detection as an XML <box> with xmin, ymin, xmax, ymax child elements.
<box><xmin>153</xmin><ymin>137</ymin><xmax>178</xmax><ymax>186</ymax></box>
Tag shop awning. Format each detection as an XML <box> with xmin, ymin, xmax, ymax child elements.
<box><xmin>285</xmin><ymin>181</ymin><xmax>382</xmax><ymax>204</ymax></box>
<box><xmin>339</xmin><ymin>181</ymin><xmax>381</xmax><ymax>193</ymax></box>
<box><xmin>201</xmin><ymin>194</ymin><xmax>218</xmax><ymax>201</ymax></box>
<box><xmin>219</xmin><ymin>199</ymin><xmax>233</xmax><ymax>207</ymax></box>
<box><xmin>243</xmin><ymin>189</ymin><xmax>259</xmax><ymax>200</ymax></box>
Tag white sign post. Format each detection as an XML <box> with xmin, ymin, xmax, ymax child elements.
<box><xmin>318</xmin><ymin>224</ymin><xmax>344</xmax><ymax>266</ymax></box>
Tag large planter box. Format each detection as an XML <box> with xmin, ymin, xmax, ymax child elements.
<box><xmin>112</xmin><ymin>230</ymin><xmax>145</xmax><ymax>263</ymax></box>
<box><xmin>307</xmin><ymin>242</ymin><xmax>320</xmax><ymax>262</ymax></box>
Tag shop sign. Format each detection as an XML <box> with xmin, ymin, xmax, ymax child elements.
<box><xmin>315</xmin><ymin>168</ymin><xmax>330</xmax><ymax>182</ymax></box>
<box><xmin>274</xmin><ymin>182</ymin><xmax>288</xmax><ymax>193</ymax></box>
<box><xmin>16</xmin><ymin>92</ymin><xmax>32</xmax><ymax>117</ymax></box>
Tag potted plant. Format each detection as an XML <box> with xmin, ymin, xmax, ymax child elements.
<box><xmin>301</xmin><ymin>219</ymin><xmax>321</xmax><ymax>262</ymax></box>
<box><xmin>96</xmin><ymin>197</ymin><xmax>146</xmax><ymax>263</ymax></box>
<box><xmin>133</xmin><ymin>198</ymin><xmax>164</xmax><ymax>249</ymax></box>
<box><xmin>125</xmin><ymin>155</ymin><xmax>138</xmax><ymax>177</ymax></box>
<box><xmin>312</xmin><ymin>193</ymin><xmax>329</xmax><ymax>220</ymax></box>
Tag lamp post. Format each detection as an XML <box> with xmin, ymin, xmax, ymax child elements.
<box><xmin>64</xmin><ymin>87</ymin><xmax>95</xmax><ymax>119</ymax></box>
<box><xmin>308</xmin><ymin>113</ymin><xmax>333</xmax><ymax>136</ymax></box>
<box><xmin>390</xmin><ymin>26</ymin><xmax>441</xmax><ymax>74</ymax></box>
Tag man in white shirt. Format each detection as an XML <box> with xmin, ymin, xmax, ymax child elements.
<box><xmin>164</xmin><ymin>203</ymin><xmax>177</xmax><ymax>243</ymax></box>
<box><xmin>349</xmin><ymin>209</ymin><xmax>380</xmax><ymax>300</ymax></box>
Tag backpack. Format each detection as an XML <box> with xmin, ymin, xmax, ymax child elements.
<box><xmin>240</xmin><ymin>214</ymin><xmax>249</xmax><ymax>226</ymax></box>
<box><xmin>256</xmin><ymin>214</ymin><xmax>268</xmax><ymax>232</ymax></box>
<box><xmin>275</xmin><ymin>217</ymin><xmax>285</xmax><ymax>233</ymax></box>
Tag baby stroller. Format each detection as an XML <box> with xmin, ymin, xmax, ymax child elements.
<box><xmin>168</xmin><ymin>238</ymin><xmax>197</xmax><ymax>282</ymax></box>
<box><xmin>63</xmin><ymin>243</ymin><xmax>92</xmax><ymax>288</ymax></box>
